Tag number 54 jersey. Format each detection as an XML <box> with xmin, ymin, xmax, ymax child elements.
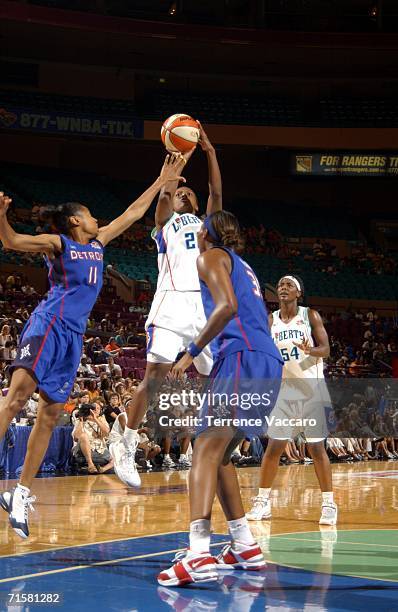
<box><xmin>271</xmin><ymin>306</ymin><xmax>324</xmax><ymax>380</ymax></box>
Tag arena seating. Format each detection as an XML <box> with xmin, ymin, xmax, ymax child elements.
<box><xmin>1</xmin><ymin>166</ymin><xmax>396</xmax><ymax>300</ymax></box>
<box><xmin>4</xmin><ymin>88</ymin><xmax>398</xmax><ymax>127</ymax></box>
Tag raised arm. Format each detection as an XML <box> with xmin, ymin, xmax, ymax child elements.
<box><xmin>98</xmin><ymin>154</ymin><xmax>186</xmax><ymax>247</ymax></box>
<box><xmin>199</xmin><ymin>123</ymin><xmax>222</xmax><ymax>215</ymax></box>
<box><xmin>155</xmin><ymin>148</ymin><xmax>194</xmax><ymax>231</ymax></box>
<box><xmin>171</xmin><ymin>249</ymin><xmax>236</xmax><ymax>379</ymax></box>
<box><xmin>0</xmin><ymin>192</ymin><xmax>61</xmax><ymax>256</ymax></box>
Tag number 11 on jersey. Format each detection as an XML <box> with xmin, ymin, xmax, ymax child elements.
<box><xmin>88</xmin><ymin>266</ymin><xmax>98</xmax><ymax>285</ymax></box>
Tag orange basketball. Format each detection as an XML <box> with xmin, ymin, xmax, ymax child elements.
<box><xmin>161</xmin><ymin>114</ymin><xmax>200</xmax><ymax>153</ymax></box>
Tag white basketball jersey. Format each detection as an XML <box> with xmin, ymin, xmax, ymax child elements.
<box><xmin>151</xmin><ymin>212</ymin><xmax>202</xmax><ymax>292</ymax></box>
<box><xmin>271</xmin><ymin>306</ymin><xmax>324</xmax><ymax>379</ymax></box>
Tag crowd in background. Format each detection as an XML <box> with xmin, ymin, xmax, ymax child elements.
<box><xmin>1</xmin><ymin>260</ymin><xmax>397</xmax><ymax>475</ymax></box>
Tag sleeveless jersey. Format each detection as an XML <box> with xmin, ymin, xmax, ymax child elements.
<box><xmin>34</xmin><ymin>234</ymin><xmax>104</xmax><ymax>333</ymax></box>
<box><xmin>200</xmin><ymin>247</ymin><xmax>283</xmax><ymax>363</ymax></box>
<box><xmin>271</xmin><ymin>306</ymin><xmax>324</xmax><ymax>379</ymax></box>
<box><xmin>152</xmin><ymin>212</ymin><xmax>202</xmax><ymax>292</ymax></box>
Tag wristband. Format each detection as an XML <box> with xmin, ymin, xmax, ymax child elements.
<box><xmin>187</xmin><ymin>341</ymin><xmax>202</xmax><ymax>358</ymax></box>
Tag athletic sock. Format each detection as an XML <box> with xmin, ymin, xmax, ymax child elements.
<box><xmin>189</xmin><ymin>519</ymin><xmax>211</xmax><ymax>554</ymax></box>
<box><xmin>124</xmin><ymin>427</ymin><xmax>139</xmax><ymax>447</ymax></box>
<box><xmin>16</xmin><ymin>484</ymin><xmax>30</xmax><ymax>495</ymax></box>
<box><xmin>228</xmin><ymin>516</ymin><xmax>256</xmax><ymax>546</ymax></box>
<box><xmin>258</xmin><ymin>487</ymin><xmax>271</xmax><ymax>499</ymax></box>
<box><xmin>322</xmin><ymin>491</ymin><xmax>334</xmax><ymax>504</ymax></box>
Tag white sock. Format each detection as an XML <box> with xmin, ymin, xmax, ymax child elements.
<box><xmin>164</xmin><ymin>454</ymin><xmax>170</xmax><ymax>459</ymax></box>
<box><xmin>322</xmin><ymin>492</ymin><xmax>334</xmax><ymax>504</ymax></box>
<box><xmin>259</xmin><ymin>487</ymin><xmax>271</xmax><ymax>499</ymax></box>
<box><xmin>179</xmin><ymin>454</ymin><xmax>186</xmax><ymax>460</ymax></box>
<box><xmin>228</xmin><ymin>516</ymin><xmax>256</xmax><ymax>546</ymax></box>
<box><xmin>124</xmin><ymin>427</ymin><xmax>139</xmax><ymax>447</ymax></box>
<box><xmin>189</xmin><ymin>519</ymin><xmax>211</xmax><ymax>554</ymax></box>
<box><xmin>16</xmin><ymin>484</ymin><xmax>30</xmax><ymax>495</ymax></box>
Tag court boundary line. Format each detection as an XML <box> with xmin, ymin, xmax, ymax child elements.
<box><xmin>0</xmin><ymin>539</ymin><xmax>229</xmax><ymax>585</ymax></box>
<box><xmin>272</xmin><ymin>535</ymin><xmax>398</xmax><ymax>549</ymax></box>
<box><xmin>1</xmin><ymin>527</ymin><xmax>394</xmax><ymax>560</ymax></box>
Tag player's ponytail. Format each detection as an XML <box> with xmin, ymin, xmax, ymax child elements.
<box><xmin>40</xmin><ymin>202</ymin><xmax>84</xmax><ymax>234</ymax></box>
<box><xmin>205</xmin><ymin>211</ymin><xmax>245</xmax><ymax>254</ymax></box>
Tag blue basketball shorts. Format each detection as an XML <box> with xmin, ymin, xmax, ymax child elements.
<box><xmin>11</xmin><ymin>312</ymin><xmax>83</xmax><ymax>404</ymax></box>
<box><xmin>197</xmin><ymin>350</ymin><xmax>283</xmax><ymax>437</ymax></box>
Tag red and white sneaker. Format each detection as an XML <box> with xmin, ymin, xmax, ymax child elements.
<box><xmin>216</xmin><ymin>542</ymin><xmax>266</xmax><ymax>571</ymax></box>
<box><xmin>157</xmin><ymin>550</ymin><xmax>218</xmax><ymax>587</ymax></box>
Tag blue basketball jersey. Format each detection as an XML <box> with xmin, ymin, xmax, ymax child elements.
<box><xmin>199</xmin><ymin>247</ymin><xmax>283</xmax><ymax>363</ymax></box>
<box><xmin>34</xmin><ymin>234</ymin><xmax>104</xmax><ymax>333</ymax></box>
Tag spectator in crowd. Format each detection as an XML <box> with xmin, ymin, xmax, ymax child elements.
<box><xmin>104</xmin><ymin>393</ymin><xmax>122</xmax><ymax>427</ymax></box>
<box><xmin>72</xmin><ymin>403</ymin><xmax>113</xmax><ymax>473</ymax></box>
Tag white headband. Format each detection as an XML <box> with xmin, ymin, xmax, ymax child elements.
<box><xmin>280</xmin><ymin>276</ymin><xmax>301</xmax><ymax>292</ymax></box>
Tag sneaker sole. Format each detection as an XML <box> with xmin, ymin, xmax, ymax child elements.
<box><xmin>319</xmin><ymin>518</ymin><xmax>337</xmax><ymax>526</ymax></box>
<box><xmin>246</xmin><ymin>514</ymin><xmax>272</xmax><ymax>521</ymax></box>
<box><xmin>217</xmin><ymin>561</ymin><xmax>266</xmax><ymax>571</ymax></box>
<box><xmin>157</xmin><ymin>572</ymin><xmax>218</xmax><ymax>587</ymax></box>
<box><xmin>9</xmin><ymin>518</ymin><xmax>29</xmax><ymax>539</ymax></box>
<box><xmin>113</xmin><ymin>464</ymin><xmax>141</xmax><ymax>488</ymax></box>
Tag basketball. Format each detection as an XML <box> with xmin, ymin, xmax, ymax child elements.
<box><xmin>161</xmin><ymin>113</ymin><xmax>200</xmax><ymax>153</ymax></box>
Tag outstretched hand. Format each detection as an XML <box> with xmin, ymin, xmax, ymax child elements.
<box><xmin>159</xmin><ymin>153</ymin><xmax>187</xmax><ymax>185</ymax></box>
<box><xmin>197</xmin><ymin>121</ymin><xmax>213</xmax><ymax>152</ymax></box>
<box><xmin>0</xmin><ymin>192</ymin><xmax>12</xmax><ymax>217</ymax></box>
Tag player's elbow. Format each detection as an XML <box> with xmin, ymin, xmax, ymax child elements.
<box><xmin>220</xmin><ymin>301</ymin><xmax>237</xmax><ymax>321</ymax></box>
<box><xmin>324</xmin><ymin>346</ymin><xmax>330</xmax><ymax>358</ymax></box>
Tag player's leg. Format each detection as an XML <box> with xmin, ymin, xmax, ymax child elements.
<box><xmin>246</xmin><ymin>438</ymin><xmax>287</xmax><ymax>521</ymax></box>
<box><xmin>1</xmin><ymin>394</ymin><xmax>64</xmax><ymax>538</ymax></box>
<box><xmin>115</xmin><ymin>323</ymin><xmax>183</xmax><ymax>486</ymax></box>
<box><xmin>112</xmin><ymin>361</ymin><xmax>171</xmax><ymax>486</ymax></box>
<box><xmin>216</xmin><ymin>460</ymin><xmax>266</xmax><ymax>570</ymax></box>
<box><xmin>0</xmin><ymin>368</ymin><xmax>37</xmax><ymax>440</ymax></box>
<box><xmin>178</xmin><ymin>435</ymin><xmax>191</xmax><ymax>467</ymax></box>
<box><xmin>162</xmin><ymin>433</ymin><xmax>175</xmax><ymax>468</ymax></box>
<box><xmin>157</xmin><ymin>430</ymin><xmax>233</xmax><ymax>587</ymax></box>
<box><xmin>307</xmin><ymin>439</ymin><xmax>337</xmax><ymax>525</ymax></box>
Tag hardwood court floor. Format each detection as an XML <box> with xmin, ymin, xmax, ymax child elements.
<box><xmin>1</xmin><ymin>460</ymin><xmax>397</xmax><ymax>554</ymax></box>
<box><xmin>0</xmin><ymin>461</ymin><xmax>397</xmax><ymax>611</ymax></box>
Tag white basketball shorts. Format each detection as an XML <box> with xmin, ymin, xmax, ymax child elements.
<box><xmin>267</xmin><ymin>378</ymin><xmax>331</xmax><ymax>443</ymax></box>
<box><xmin>145</xmin><ymin>290</ymin><xmax>213</xmax><ymax>376</ymax></box>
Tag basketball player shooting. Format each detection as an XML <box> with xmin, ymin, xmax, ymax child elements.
<box><xmin>112</xmin><ymin>122</ymin><xmax>223</xmax><ymax>487</ymax></box>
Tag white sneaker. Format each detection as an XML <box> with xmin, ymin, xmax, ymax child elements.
<box><xmin>110</xmin><ymin>441</ymin><xmax>141</xmax><ymax>488</ymax></box>
<box><xmin>7</xmin><ymin>487</ymin><xmax>36</xmax><ymax>539</ymax></box>
<box><xmin>319</xmin><ymin>502</ymin><xmax>338</xmax><ymax>526</ymax></box>
<box><xmin>246</xmin><ymin>496</ymin><xmax>272</xmax><ymax>521</ymax></box>
<box><xmin>178</xmin><ymin>455</ymin><xmax>191</xmax><ymax>468</ymax></box>
<box><xmin>163</xmin><ymin>456</ymin><xmax>176</xmax><ymax>468</ymax></box>
<box><xmin>216</xmin><ymin>541</ymin><xmax>266</xmax><ymax>570</ymax></box>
